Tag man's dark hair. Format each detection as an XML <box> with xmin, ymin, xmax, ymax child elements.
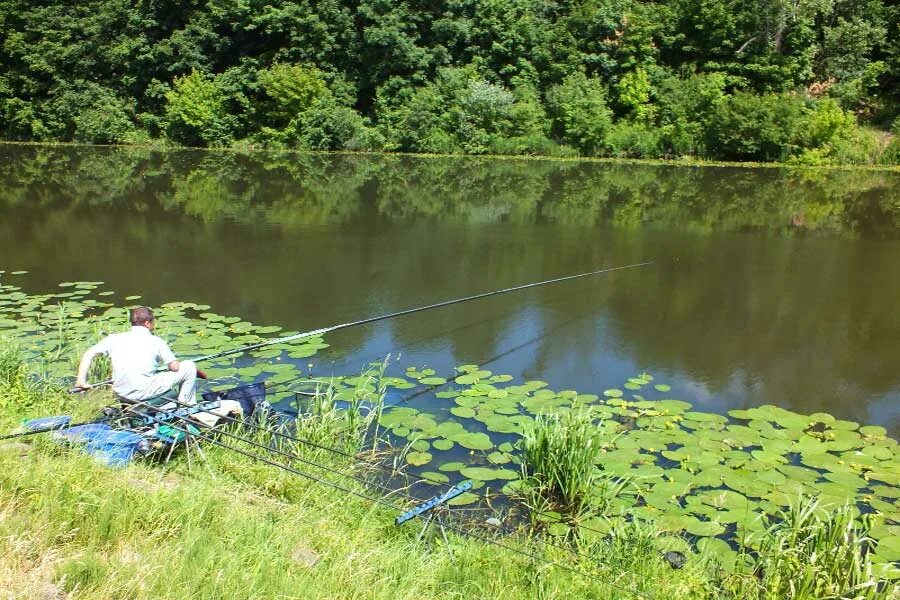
<box><xmin>130</xmin><ymin>306</ymin><xmax>155</xmax><ymax>326</ymax></box>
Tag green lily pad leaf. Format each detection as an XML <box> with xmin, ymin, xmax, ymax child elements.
<box><xmin>487</xmin><ymin>452</ymin><xmax>512</xmax><ymax>465</ymax></box>
<box><xmin>449</xmin><ymin>432</ymin><xmax>494</xmax><ymax>451</ymax></box>
<box><xmin>866</xmin><ymin>471</ymin><xmax>900</xmax><ymax>486</ymax></box>
<box><xmin>432</xmin><ymin>439</ymin><xmax>454</xmax><ymax>451</ymax></box>
<box><xmin>821</xmin><ymin>471</ymin><xmax>866</xmax><ymax>488</ymax></box>
<box><xmin>873</xmin><ymin>537</ymin><xmax>900</xmax><ymax>561</ymax></box>
<box><xmin>405</xmin><ymin>452</ymin><xmax>432</xmax><ymax>466</ymax></box>
<box><xmin>685</xmin><ymin>519</ymin><xmax>726</xmax><ymax>537</ymax></box>
<box><xmin>392</xmin><ymin>427</ymin><xmax>411</xmax><ymax>437</ymax></box>
<box><xmin>656</xmin><ymin>399</ymin><xmax>692</xmax><ymax>413</ymax></box>
<box><xmin>411</xmin><ymin>440</ymin><xmax>431</xmax><ymax>452</ymax></box>
<box><xmin>456</xmin><ymin>364</ymin><xmax>479</xmax><ymax>373</ymax></box>
<box><xmin>698</xmin><ymin>538</ymin><xmax>737</xmax><ymax>570</ymax></box>
<box><xmin>499</xmin><ymin>442</ymin><xmax>515</xmax><ymax>453</ymax></box>
<box><xmin>419</xmin><ymin>377</ymin><xmax>447</xmax><ymax>386</ymax></box>
<box><xmin>450</xmin><ymin>406</ymin><xmax>476</xmax><ymax>419</ymax></box>
<box><xmin>459</xmin><ymin>467</ymin><xmax>519</xmax><ymax>481</ymax></box>
<box><xmin>438</xmin><ymin>462</ymin><xmax>466</xmax><ymax>472</ymax></box>
<box><xmin>447</xmin><ymin>492</ymin><xmax>479</xmax><ymax>506</ymax></box>
<box><xmin>699</xmin><ymin>490</ymin><xmax>750</xmax><ymax>511</ymax></box>
<box><xmin>604</xmin><ymin>389</ymin><xmax>624</xmax><ymax>398</ymax></box>
<box><xmin>420</xmin><ymin>471</ymin><xmax>450</xmax><ymax>484</ymax></box>
<box><xmin>455</xmin><ymin>374</ymin><xmax>479</xmax><ymax>385</ymax></box>
<box><xmin>653</xmin><ymin>384</ymin><xmax>671</xmax><ymax>392</ymax></box>
<box><xmin>489</xmin><ymin>374</ymin><xmax>513</xmax><ymax>383</ymax></box>
<box><xmin>859</xmin><ymin>425</ymin><xmax>887</xmax><ymax>437</ymax></box>
<box><xmin>624</xmin><ymin>382</ymin><xmax>641</xmax><ymax>390</ymax></box>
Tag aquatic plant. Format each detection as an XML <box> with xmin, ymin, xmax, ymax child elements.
<box><xmin>519</xmin><ymin>410</ymin><xmax>604</xmax><ymax>520</ymax></box>
<box><xmin>725</xmin><ymin>498</ymin><xmax>890</xmax><ymax>599</ymax></box>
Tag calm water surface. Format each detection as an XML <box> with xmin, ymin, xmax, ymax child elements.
<box><xmin>2</xmin><ymin>145</ymin><xmax>900</xmax><ymax>435</ymax></box>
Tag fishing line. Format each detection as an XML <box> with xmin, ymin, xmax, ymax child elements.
<box><xmin>166</xmin><ymin>396</ymin><xmax>653</xmax><ymax>578</ymax></box>
<box><xmin>136</xmin><ymin>406</ymin><xmax>658</xmax><ymax>600</ymax></box>
<box><xmin>185</xmin><ymin>300</ymin><xmax>628</xmax><ymax>542</ymax></box>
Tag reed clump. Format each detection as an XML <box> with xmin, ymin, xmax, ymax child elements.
<box><xmin>519</xmin><ymin>409</ymin><xmax>605</xmax><ymax>520</ymax></box>
<box><xmin>725</xmin><ymin>498</ymin><xmax>892</xmax><ymax>600</ymax></box>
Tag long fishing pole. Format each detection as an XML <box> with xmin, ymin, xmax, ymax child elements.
<box><xmin>137</xmin><ymin>406</ymin><xmax>654</xmax><ymax>599</ymax></box>
<box><xmin>72</xmin><ymin>261</ymin><xmax>651</xmax><ymax>392</ymax></box>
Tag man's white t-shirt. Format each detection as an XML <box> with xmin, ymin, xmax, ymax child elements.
<box><xmin>83</xmin><ymin>326</ymin><xmax>176</xmax><ymax>395</ymax></box>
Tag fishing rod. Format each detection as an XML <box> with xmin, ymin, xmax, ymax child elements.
<box><xmin>134</xmin><ymin>403</ymin><xmax>655</xmax><ymax>599</ymax></box>
<box><xmin>72</xmin><ymin>261</ymin><xmax>652</xmax><ymax>393</ymax></box>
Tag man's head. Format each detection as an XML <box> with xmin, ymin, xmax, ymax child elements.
<box><xmin>130</xmin><ymin>306</ymin><xmax>155</xmax><ymax>329</ymax></box>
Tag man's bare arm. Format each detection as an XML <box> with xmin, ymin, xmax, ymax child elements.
<box><xmin>75</xmin><ymin>345</ymin><xmax>102</xmax><ymax>388</ymax></box>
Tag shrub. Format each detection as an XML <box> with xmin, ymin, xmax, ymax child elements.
<box><xmin>726</xmin><ymin>499</ymin><xmax>887</xmax><ymax>600</ymax></box>
<box><xmin>164</xmin><ymin>71</ymin><xmax>234</xmax><ymax>147</ymax></box>
<box><xmin>258</xmin><ymin>64</ymin><xmax>331</xmax><ymax>127</ymax></box>
<box><xmin>605</xmin><ymin>121</ymin><xmax>662</xmax><ymax>158</ymax></box>
<box><xmin>545</xmin><ymin>72</ymin><xmax>614</xmax><ymax>156</ymax></box>
<box><xmin>376</xmin><ymin>66</ymin><xmax>552</xmax><ymax>154</ymax></box>
<box><xmin>655</xmin><ymin>72</ymin><xmax>727</xmax><ymax>156</ymax></box>
<box><xmin>705</xmin><ymin>92</ymin><xmax>806</xmax><ymax>161</ymax></box>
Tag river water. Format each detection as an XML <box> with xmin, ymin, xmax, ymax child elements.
<box><xmin>2</xmin><ymin>144</ymin><xmax>899</xmax><ymax>435</ymax></box>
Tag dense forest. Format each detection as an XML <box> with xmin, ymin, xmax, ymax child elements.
<box><xmin>2</xmin><ymin>0</ymin><xmax>899</xmax><ymax>164</ymax></box>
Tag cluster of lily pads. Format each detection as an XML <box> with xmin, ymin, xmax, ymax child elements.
<box><xmin>1</xmin><ymin>272</ymin><xmax>898</xmax><ymax>576</ymax></box>
<box><xmin>375</xmin><ymin>367</ymin><xmax>900</xmax><ymax>575</ymax></box>
<box><xmin>0</xmin><ymin>273</ymin><xmax>328</xmax><ymax>406</ymax></box>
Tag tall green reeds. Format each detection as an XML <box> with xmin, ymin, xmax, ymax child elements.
<box><xmin>726</xmin><ymin>497</ymin><xmax>890</xmax><ymax>600</ymax></box>
<box><xmin>292</xmin><ymin>360</ymin><xmax>389</xmax><ymax>456</ymax></box>
<box><xmin>519</xmin><ymin>410</ymin><xmax>605</xmax><ymax>520</ymax></box>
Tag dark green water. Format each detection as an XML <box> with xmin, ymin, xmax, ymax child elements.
<box><xmin>2</xmin><ymin>144</ymin><xmax>900</xmax><ymax>435</ymax></box>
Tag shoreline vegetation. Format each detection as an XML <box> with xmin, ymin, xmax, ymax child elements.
<box><xmin>1</xmin><ymin>342</ymin><xmax>898</xmax><ymax>599</ymax></box>
<box><xmin>0</xmin><ymin>277</ymin><xmax>898</xmax><ymax>599</ymax></box>
<box><xmin>4</xmin><ymin>140</ymin><xmax>900</xmax><ymax>174</ymax></box>
<box><xmin>3</xmin><ymin>1</ymin><xmax>900</xmax><ymax>167</ymax></box>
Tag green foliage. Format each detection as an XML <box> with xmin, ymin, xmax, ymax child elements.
<box><xmin>706</xmin><ymin>92</ymin><xmax>806</xmax><ymax>161</ymax></box>
<box><xmin>605</xmin><ymin>121</ymin><xmax>662</xmax><ymax>158</ymax></box>
<box><xmin>259</xmin><ymin>64</ymin><xmax>331</xmax><ymax>126</ymax></box>
<box><xmin>164</xmin><ymin>71</ymin><xmax>233</xmax><ymax>147</ymax></box>
<box><xmin>724</xmin><ymin>499</ymin><xmax>886</xmax><ymax>599</ymax></box>
<box><xmin>615</xmin><ymin>67</ymin><xmax>653</xmax><ymax>120</ymax></box>
<box><xmin>519</xmin><ymin>410</ymin><xmax>604</xmax><ymax>519</ymax></box>
<box><xmin>378</xmin><ymin>66</ymin><xmax>553</xmax><ymax>155</ymax></box>
<box><xmin>655</xmin><ymin>71</ymin><xmax>726</xmax><ymax>156</ymax></box>
<box><xmin>545</xmin><ymin>72</ymin><xmax>613</xmax><ymax>155</ymax></box>
<box><xmin>0</xmin><ymin>0</ymin><xmax>897</xmax><ymax>163</ymax></box>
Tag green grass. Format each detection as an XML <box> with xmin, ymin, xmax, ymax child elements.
<box><xmin>0</xmin><ymin>342</ymin><xmax>897</xmax><ymax>600</ymax></box>
<box><xmin>518</xmin><ymin>410</ymin><xmax>611</xmax><ymax>521</ymax></box>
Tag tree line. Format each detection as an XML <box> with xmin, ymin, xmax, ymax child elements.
<box><xmin>2</xmin><ymin>0</ymin><xmax>899</xmax><ymax>164</ymax></box>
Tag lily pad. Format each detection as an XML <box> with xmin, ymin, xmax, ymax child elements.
<box><xmin>459</xmin><ymin>467</ymin><xmax>519</xmax><ymax>481</ymax></box>
<box><xmin>449</xmin><ymin>432</ymin><xmax>494</xmax><ymax>451</ymax></box>
<box><xmin>405</xmin><ymin>452</ymin><xmax>432</xmax><ymax>466</ymax></box>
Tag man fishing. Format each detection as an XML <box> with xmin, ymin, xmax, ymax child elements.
<box><xmin>74</xmin><ymin>306</ymin><xmax>240</xmax><ymax>426</ymax></box>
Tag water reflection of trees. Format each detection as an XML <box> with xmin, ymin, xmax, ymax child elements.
<box><xmin>3</xmin><ymin>145</ymin><xmax>899</xmax><ymax>235</ymax></box>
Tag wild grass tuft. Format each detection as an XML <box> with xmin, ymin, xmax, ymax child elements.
<box><xmin>519</xmin><ymin>409</ymin><xmax>604</xmax><ymax>520</ymax></box>
<box><xmin>292</xmin><ymin>360</ymin><xmax>389</xmax><ymax>456</ymax></box>
<box><xmin>725</xmin><ymin>497</ymin><xmax>892</xmax><ymax>599</ymax></box>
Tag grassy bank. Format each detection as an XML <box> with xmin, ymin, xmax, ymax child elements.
<box><xmin>0</xmin><ymin>344</ymin><xmax>713</xmax><ymax>600</ymax></box>
<box><xmin>1</xmin><ymin>343</ymin><xmax>897</xmax><ymax>599</ymax></box>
